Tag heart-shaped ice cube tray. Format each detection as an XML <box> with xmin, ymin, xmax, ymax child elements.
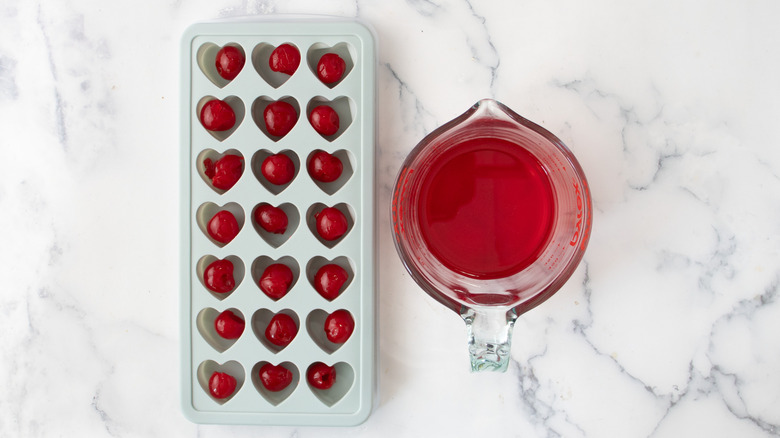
<box><xmin>180</xmin><ymin>17</ymin><xmax>375</xmax><ymax>426</ymax></box>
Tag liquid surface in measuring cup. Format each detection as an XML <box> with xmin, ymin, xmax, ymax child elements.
<box><xmin>418</xmin><ymin>137</ymin><xmax>555</xmax><ymax>280</ymax></box>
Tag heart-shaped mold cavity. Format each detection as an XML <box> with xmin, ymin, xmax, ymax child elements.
<box><xmin>306</xmin><ymin>362</ymin><xmax>354</xmax><ymax>407</ymax></box>
<box><xmin>251</xmin><ymin>203</ymin><xmax>300</xmax><ymax>248</ymax></box>
<box><xmin>307</xmin><ymin>203</ymin><xmax>355</xmax><ymax>248</ymax></box>
<box><xmin>306</xmin><ymin>42</ymin><xmax>355</xmax><ymax>88</ymax></box>
<box><xmin>252</xmin><ymin>42</ymin><xmax>300</xmax><ymax>88</ymax></box>
<box><xmin>251</xmin><ymin>308</ymin><xmax>300</xmax><ymax>353</ymax></box>
<box><xmin>306</xmin><ymin>149</ymin><xmax>355</xmax><ymax>195</ymax></box>
<box><xmin>197</xmin><ymin>360</ymin><xmax>245</xmax><ymax>405</ymax></box>
<box><xmin>196</xmin><ymin>202</ymin><xmax>245</xmax><ymax>247</ymax></box>
<box><xmin>251</xmin><ymin>256</ymin><xmax>301</xmax><ymax>301</ymax></box>
<box><xmin>196</xmin><ymin>307</ymin><xmax>245</xmax><ymax>352</ymax></box>
<box><xmin>306</xmin><ymin>256</ymin><xmax>355</xmax><ymax>301</ymax></box>
<box><xmin>251</xmin><ymin>96</ymin><xmax>300</xmax><ymax>141</ymax></box>
<box><xmin>196</xmin><ymin>96</ymin><xmax>245</xmax><ymax>142</ymax></box>
<box><xmin>251</xmin><ymin>149</ymin><xmax>300</xmax><ymax>194</ymax></box>
<box><xmin>196</xmin><ymin>255</ymin><xmax>245</xmax><ymax>300</ymax></box>
<box><xmin>306</xmin><ymin>96</ymin><xmax>354</xmax><ymax>141</ymax></box>
<box><xmin>251</xmin><ymin>361</ymin><xmax>300</xmax><ymax>406</ymax></box>
<box><xmin>306</xmin><ymin>309</ymin><xmax>355</xmax><ymax>354</ymax></box>
<box><xmin>197</xmin><ymin>42</ymin><xmax>246</xmax><ymax>88</ymax></box>
<box><xmin>196</xmin><ymin>148</ymin><xmax>245</xmax><ymax>194</ymax></box>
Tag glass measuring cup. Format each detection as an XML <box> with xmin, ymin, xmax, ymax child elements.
<box><xmin>391</xmin><ymin>99</ymin><xmax>592</xmax><ymax>372</ymax></box>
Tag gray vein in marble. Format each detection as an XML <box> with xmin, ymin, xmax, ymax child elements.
<box><xmin>637</xmin><ymin>149</ymin><xmax>683</xmax><ymax>191</ymax></box>
<box><xmin>514</xmin><ymin>349</ymin><xmax>587</xmax><ymax>438</ymax></box>
<box><xmin>92</xmin><ymin>381</ymin><xmax>120</xmax><ymax>437</ymax></box>
<box><xmin>711</xmin><ymin>272</ymin><xmax>777</xmax><ymax>335</ymax></box>
<box><xmin>378</xmin><ymin>62</ymin><xmax>438</xmax><ymax>198</ymax></box>
<box><xmin>711</xmin><ymin>366</ymin><xmax>779</xmax><ymax>436</ymax></box>
<box><xmin>572</xmin><ymin>262</ymin><xmax>698</xmax><ymax>434</ymax></box>
<box><xmin>695</xmin><ymin>226</ymin><xmax>737</xmax><ymax>294</ymax></box>
<box><xmin>575</xmin><ymin>262</ymin><xmax>669</xmax><ymax>400</ymax></box>
<box><xmin>405</xmin><ymin>0</ymin><xmax>442</xmax><ymax>17</ymax></box>
<box><xmin>0</xmin><ymin>54</ymin><xmax>18</xmax><ymax>101</ymax></box>
<box><xmin>5</xmin><ymin>290</ymin><xmax>44</xmax><ymax>435</ymax></box>
<box><xmin>572</xmin><ymin>259</ymin><xmax>658</xmax><ymax>397</ymax></box>
<box><xmin>650</xmin><ymin>362</ymin><xmax>780</xmax><ymax>437</ymax></box>
<box><xmin>383</xmin><ymin>62</ymin><xmax>434</xmax><ymax>133</ymax></box>
<box><xmin>552</xmin><ymin>75</ymin><xmax>737</xmax><ymax>195</ymax></box>
<box><xmin>219</xmin><ymin>0</ymin><xmax>276</xmax><ymax>16</ymax></box>
<box><xmin>554</xmin><ymin>77</ymin><xmax>644</xmax><ymax>160</ymax></box>
<box><xmin>649</xmin><ymin>275</ymin><xmax>780</xmax><ymax>436</ymax></box>
<box><xmin>656</xmin><ymin>224</ymin><xmax>738</xmax><ymax>298</ymax></box>
<box><xmin>36</xmin><ymin>4</ymin><xmax>68</xmax><ymax>150</ymax></box>
<box><xmin>577</xmin><ymin>249</ymin><xmax>779</xmax><ymax>435</ymax></box>
<box><xmin>462</xmin><ymin>0</ymin><xmax>499</xmax><ymax>94</ymax></box>
<box><xmin>757</xmin><ymin>158</ymin><xmax>780</xmax><ymax>182</ymax></box>
<box><xmin>646</xmin><ymin>361</ymin><xmax>698</xmax><ymax>438</ymax></box>
<box><xmin>510</xmin><ymin>265</ymin><xmax>597</xmax><ymax>436</ymax></box>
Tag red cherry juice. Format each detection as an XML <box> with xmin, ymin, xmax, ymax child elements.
<box><xmin>417</xmin><ymin>137</ymin><xmax>555</xmax><ymax>279</ymax></box>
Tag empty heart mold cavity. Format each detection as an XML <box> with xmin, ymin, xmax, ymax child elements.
<box><xmin>306</xmin><ymin>362</ymin><xmax>354</xmax><ymax>407</ymax></box>
<box><xmin>251</xmin><ymin>96</ymin><xmax>300</xmax><ymax>141</ymax></box>
<box><xmin>306</xmin><ymin>309</ymin><xmax>354</xmax><ymax>354</ymax></box>
<box><xmin>251</xmin><ymin>202</ymin><xmax>300</xmax><ymax>248</ymax></box>
<box><xmin>197</xmin><ymin>42</ymin><xmax>246</xmax><ymax>88</ymax></box>
<box><xmin>251</xmin><ymin>361</ymin><xmax>300</xmax><ymax>406</ymax></box>
<box><xmin>252</xmin><ymin>42</ymin><xmax>300</xmax><ymax>88</ymax></box>
<box><xmin>196</xmin><ymin>95</ymin><xmax>245</xmax><ymax>142</ymax></box>
<box><xmin>306</xmin><ymin>255</ymin><xmax>355</xmax><ymax>301</ymax></box>
<box><xmin>197</xmin><ymin>307</ymin><xmax>244</xmax><ymax>353</ymax></box>
<box><xmin>251</xmin><ymin>308</ymin><xmax>300</xmax><ymax>353</ymax></box>
<box><xmin>196</xmin><ymin>148</ymin><xmax>245</xmax><ymax>194</ymax></box>
<box><xmin>251</xmin><ymin>255</ymin><xmax>301</xmax><ymax>301</ymax></box>
<box><xmin>306</xmin><ymin>96</ymin><xmax>354</xmax><ymax>141</ymax></box>
<box><xmin>251</xmin><ymin>149</ymin><xmax>300</xmax><ymax>195</ymax></box>
<box><xmin>306</xmin><ymin>42</ymin><xmax>355</xmax><ymax>88</ymax></box>
<box><xmin>197</xmin><ymin>360</ymin><xmax>245</xmax><ymax>405</ymax></box>
<box><xmin>306</xmin><ymin>203</ymin><xmax>356</xmax><ymax>248</ymax></box>
<box><xmin>196</xmin><ymin>202</ymin><xmax>246</xmax><ymax>247</ymax></box>
<box><xmin>306</xmin><ymin>149</ymin><xmax>355</xmax><ymax>195</ymax></box>
<box><xmin>196</xmin><ymin>255</ymin><xmax>245</xmax><ymax>300</ymax></box>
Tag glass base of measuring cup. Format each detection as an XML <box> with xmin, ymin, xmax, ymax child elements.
<box><xmin>462</xmin><ymin>307</ymin><xmax>518</xmax><ymax>372</ymax></box>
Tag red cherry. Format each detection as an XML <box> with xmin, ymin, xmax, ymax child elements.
<box><xmin>324</xmin><ymin>309</ymin><xmax>355</xmax><ymax>344</ymax></box>
<box><xmin>308</xmin><ymin>150</ymin><xmax>343</xmax><ymax>183</ymax></box>
<box><xmin>259</xmin><ymin>263</ymin><xmax>294</xmax><ymax>300</ymax></box>
<box><xmin>215</xmin><ymin>46</ymin><xmax>245</xmax><ymax>80</ymax></box>
<box><xmin>307</xmin><ymin>362</ymin><xmax>336</xmax><ymax>390</ymax></box>
<box><xmin>313</xmin><ymin>264</ymin><xmax>348</xmax><ymax>300</ymax></box>
<box><xmin>269</xmin><ymin>43</ymin><xmax>300</xmax><ymax>75</ymax></box>
<box><xmin>264</xmin><ymin>101</ymin><xmax>298</xmax><ymax>137</ymax></box>
<box><xmin>259</xmin><ymin>363</ymin><xmax>294</xmax><ymax>392</ymax></box>
<box><xmin>214</xmin><ymin>309</ymin><xmax>245</xmax><ymax>339</ymax></box>
<box><xmin>317</xmin><ymin>53</ymin><xmax>346</xmax><ymax>84</ymax></box>
<box><xmin>315</xmin><ymin>207</ymin><xmax>348</xmax><ymax>241</ymax></box>
<box><xmin>209</xmin><ymin>371</ymin><xmax>237</xmax><ymax>399</ymax></box>
<box><xmin>261</xmin><ymin>153</ymin><xmax>296</xmax><ymax>185</ymax></box>
<box><xmin>265</xmin><ymin>313</ymin><xmax>298</xmax><ymax>347</ymax></box>
<box><xmin>204</xmin><ymin>259</ymin><xmax>235</xmax><ymax>293</ymax></box>
<box><xmin>309</xmin><ymin>105</ymin><xmax>339</xmax><ymax>136</ymax></box>
<box><xmin>254</xmin><ymin>204</ymin><xmax>288</xmax><ymax>234</ymax></box>
<box><xmin>205</xmin><ymin>154</ymin><xmax>243</xmax><ymax>190</ymax></box>
<box><xmin>207</xmin><ymin>210</ymin><xmax>240</xmax><ymax>244</ymax></box>
<box><xmin>204</xmin><ymin>158</ymin><xmax>215</xmax><ymax>178</ymax></box>
<box><xmin>200</xmin><ymin>99</ymin><xmax>236</xmax><ymax>132</ymax></box>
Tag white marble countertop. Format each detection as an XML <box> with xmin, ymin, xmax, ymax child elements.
<box><xmin>2</xmin><ymin>0</ymin><xmax>779</xmax><ymax>436</ymax></box>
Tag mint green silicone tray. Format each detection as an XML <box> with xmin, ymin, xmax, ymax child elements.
<box><xmin>179</xmin><ymin>17</ymin><xmax>376</xmax><ymax>426</ymax></box>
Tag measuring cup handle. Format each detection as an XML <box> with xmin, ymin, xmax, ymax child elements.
<box><xmin>461</xmin><ymin>306</ymin><xmax>518</xmax><ymax>372</ymax></box>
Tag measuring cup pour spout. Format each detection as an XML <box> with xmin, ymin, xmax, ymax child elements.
<box><xmin>462</xmin><ymin>306</ymin><xmax>518</xmax><ymax>372</ymax></box>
